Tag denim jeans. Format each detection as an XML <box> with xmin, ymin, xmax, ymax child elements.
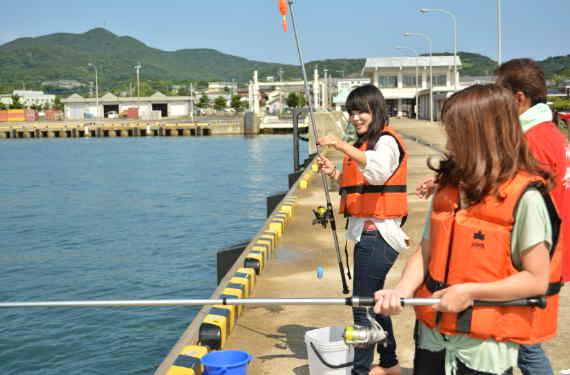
<box><xmin>351</xmin><ymin>230</ymin><xmax>399</xmax><ymax>375</ymax></box>
<box><xmin>518</xmin><ymin>344</ymin><xmax>553</xmax><ymax>375</ymax></box>
<box><xmin>413</xmin><ymin>348</ymin><xmax>513</xmax><ymax>375</ymax></box>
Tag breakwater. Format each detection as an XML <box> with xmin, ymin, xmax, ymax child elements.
<box><xmin>0</xmin><ymin>120</ymin><xmax>243</xmax><ymax>139</ymax></box>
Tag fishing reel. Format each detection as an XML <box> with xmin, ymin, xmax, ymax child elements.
<box><xmin>343</xmin><ymin>308</ymin><xmax>387</xmax><ymax>347</ymax></box>
<box><xmin>312</xmin><ymin>205</ymin><xmax>334</xmax><ymax>228</ymax></box>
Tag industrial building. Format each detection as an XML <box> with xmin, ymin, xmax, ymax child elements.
<box><xmin>61</xmin><ymin>92</ymin><xmax>193</xmax><ymax>120</ymax></box>
<box><xmin>361</xmin><ymin>56</ymin><xmax>461</xmax><ymax>120</ymax></box>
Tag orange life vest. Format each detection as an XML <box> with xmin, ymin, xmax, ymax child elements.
<box><xmin>414</xmin><ymin>172</ymin><xmax>563</xmax><ymax>344</ymax></box>
<box><xmin>339</xmin><ymin>126</ymin><xmax>407</xmax><ymax>219</ymax></box>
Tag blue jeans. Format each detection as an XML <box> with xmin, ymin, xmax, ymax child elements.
<box><xmin>351</xmin><ymin>230</ymin><xmax>399</xmax><ymax>375</ymax></box>
<box><xmin>518</xmin><ymin>344</ymin><xmax>553</xmax><ymax>375</ymax></box>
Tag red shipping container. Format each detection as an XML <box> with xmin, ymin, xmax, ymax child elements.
<box><xmin>44</xmin><ymin>109</ymin><xmax>63</xmax><ymax>121</ymax></box>
<box><xmin>127</xmin><ymin>107</ymin><xmax>139</xmax><ymax>119</ymax></box>
<box><xmin>25</xmin><ymin>109</ymin><xmax>38</xmax><ymax>121</ymax></box>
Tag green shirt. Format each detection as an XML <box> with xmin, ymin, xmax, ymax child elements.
<box><xmin>419</xmin><ymin>188</ymin><xmax>552</xmax><ymax>374</ymax></box>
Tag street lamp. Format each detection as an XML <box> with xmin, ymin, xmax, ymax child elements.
<box><xmin>403</xmin><ymin>32</ymin><xmax>433</xmax><ymax>122</ymax></box>
<box><xmin>419</xmin><ymin>8</ymin><xmax>458</xmax><ymax>90</ymax></box>
<box><xmin>134</xmin><ymin>62</ymin><xmax>142</xmax><ymax>98</ymax></box>
<box><xmin>497</xmin><ymin>0</ymin><xmax>502</xmax><ymax>65</ymax></box>
<box><xmin>88</xmin><ymin>62</ymin><xmax>99</xmax><ymax>119</ymax></box>
<box><xmin>395</xmin><ymin>46</ymin><xmax>419</xmax><ymax>119</ymax></box>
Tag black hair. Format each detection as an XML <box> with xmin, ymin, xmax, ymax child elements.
<box><xmin>345</xmin><ymin>84</ymin><xmax>388</xmax><ymax>150</ymax></box>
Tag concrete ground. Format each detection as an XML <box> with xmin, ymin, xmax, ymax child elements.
<box><xmin>222</xmin><ymin>118</ymin><xmax>570</xmax><ymax>374</ymax></box>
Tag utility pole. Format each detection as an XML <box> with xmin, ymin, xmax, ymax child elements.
<box><xmin>278</xmin><ymin>67</ymin><xmax>284</xmax><ymax>114</ymax></box>
<box><xmin>134</xmin><ymin>62</ymin><xmax>142</xmax><ymax>98</ymax></box>
<box><xmin>189</xmin><ymin>82</ymin><xmax>194</xmax><ymax>122</ymax></box>
<box><xmin>88</xmin><ymin>63</ymin><xmax>99</xmax><ymax>119</ymax></box>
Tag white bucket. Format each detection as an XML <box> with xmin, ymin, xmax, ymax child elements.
<box><xmin>304</xmin><ymin>326</ymin><xmax>354</xmax><ymax>375</ymax></box>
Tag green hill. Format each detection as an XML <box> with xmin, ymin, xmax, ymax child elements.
<box><xmin>0</xmin><ymin>28</ymin><xmax>568</xmax><ymax>92</ymax></box>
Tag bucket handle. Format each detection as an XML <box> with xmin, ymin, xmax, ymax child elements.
<box><xmin>309</xmin><ymin>342</ymin><xmax>353</xmax><ymax>369</ymax></box>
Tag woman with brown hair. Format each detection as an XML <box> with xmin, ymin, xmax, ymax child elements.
<box><xmin>373</xmin><ymin>84</ymin><xmax>562</xmax><ymax>375</ymax></box>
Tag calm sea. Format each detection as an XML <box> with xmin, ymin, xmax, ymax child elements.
<box><xmin>0</xmin><ymin>135</ymin><xmax>307</xmax><ymax>374</ymax></box>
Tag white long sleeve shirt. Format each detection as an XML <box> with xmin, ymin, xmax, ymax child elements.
<box><xmin>345</xmin><ymin>135</ymin><xmax>409</xmax><ymax>252</ymax></box>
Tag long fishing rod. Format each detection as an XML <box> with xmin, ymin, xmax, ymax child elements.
<box><xmin>285</xmin><ymin>0</ymin><xmax>350</xmax><ymax>295</ymax></box>
<box><xmin>0</xmin><ymin>296</ymin><xmax>546</xmax><ymax>309</ymax></box>
<box><xmin>0</xmin><ymin>295</ymin><xmax>545</xmax><ymax>348</ymax></box>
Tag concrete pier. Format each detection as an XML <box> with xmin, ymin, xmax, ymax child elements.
<box><xmin>156</xmin><ymin>118</ymin><xmax>570</xmax><ymax>375</ymax></box>
<box><xmin>0</xmin><ymin>119</ymin><xmax>243</xmax><ymax>140</ymax></box>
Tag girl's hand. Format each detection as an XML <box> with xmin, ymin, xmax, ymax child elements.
<box><xmin>373</xmin><ymin>288</ymin><xmax>410</xmax><ymax>316</ymax></box>
<box><xmin>415</xmin><ymin>175</ymin><xmax>437</xmax><ymax>199</ymax></box>
<box><xmin>316</xmin><ymin>154</ymin><xmax>336</xmax><ymax>177</ymax></box>
<box><xmin>317</xmin><ymin>135</ymin><xmax>341</xmax><ymax>149</ymax></box>
<box><xmin>432</xmin><ymin>284</ymin><xmax>474</xmax><ymax>313</ymax></box>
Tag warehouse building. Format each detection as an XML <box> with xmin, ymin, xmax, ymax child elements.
<box><xmin>61</xmin><ymin>92</ymin><xmax>192</xmax><ymax>120</ymax></box>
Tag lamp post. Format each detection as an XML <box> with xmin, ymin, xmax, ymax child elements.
<box><xmin>419</xmin><ymin>8</ymin><xmax>458</xmax><ymax>90</ymax></box>
<box><xmin>403</xmin><ymin>32</ymin><xmax>433</xmax><ymax>122</ymax></box>
<box><xmin>88</xmin><ymin>62</ymin><xmax>99</xmax><ymax>119</ymax></box>
<box><xmin>395</xmin><ymin>46</ymin><xmax>419</xmax><ymax>119</ymax></box>
<box><xmin>134</xmin><ymin>62</ymin><xmax>142</xmax><ymax>98</ymax></box>
<box><xmin>497</xmin><ymin>0</ymin><xmax>502</xmax><ymax>65</ymax></box>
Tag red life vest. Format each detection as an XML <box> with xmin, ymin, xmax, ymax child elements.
<box><xmin>414</xmin><ymin>172</ymin><xmax>563</xmax><ymax>344</ymax></box>
<box><xmin>339</xmin><ymin>126</ymin><xmax>407</xmax><ymax>219</ymax></box>
<box><xmin>524</xmin><ymin>121</ymin><xmax>570</xmax><ymax>283</ymax></box>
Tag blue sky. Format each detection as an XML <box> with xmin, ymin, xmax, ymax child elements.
<box><xmin>1</xmin><ymin>0</ymin><xmax>568</xmax><ymax>64</ymax></box>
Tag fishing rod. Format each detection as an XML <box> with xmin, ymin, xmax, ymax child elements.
<box><xmin>0</xmin><ymin>296</ymin><xmax>546</xmax><ymax>309</ymax></box>
<box><xmin>284</xmin><ymin>0</ymin><xmax>350</xmax><ymax>294</ymax></box>
<box><xmin>0</xmin><ymin>296</ymin><xmax>545</xmax><ymax>348</ymax></box>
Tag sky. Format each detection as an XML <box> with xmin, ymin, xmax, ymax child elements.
<box><xmin>1</xmin><ymin>0</ymin><xmax>568</xmax><ymax>65</ymax></box>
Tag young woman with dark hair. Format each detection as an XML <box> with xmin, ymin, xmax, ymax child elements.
<box><xmin>317</xmin><ymin>84</ymin><xmax>408</xmax><ymax>375</ymax></box>
<box><xmin>374</xmin><ymin>84</ymin><xmax>562</xmax><ymax>375</ymax></box>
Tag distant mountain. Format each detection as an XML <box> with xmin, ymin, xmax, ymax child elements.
<box><xmin>0</xmin><ymin>28</ymin><xmax>568</xmax><ymax>90</ymax></box>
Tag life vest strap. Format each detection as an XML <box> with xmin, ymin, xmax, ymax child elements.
<box><xmin>425</xmin><ymin>272</ymin><xmax>446</xmax><ymax>293</ymax></box>
<box><xmin>547</xmin><ymin>281</ymin><xmax>563</xmax><ymax>296</ymax></box>
<box><xmin>339</xmin><ymin>184</ymin><xmax>406</xmax><ymax>195</ymax></box>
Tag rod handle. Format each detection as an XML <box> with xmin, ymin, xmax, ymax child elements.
<box><xmin>398</xmin><ymin>297</ymin><xmax>547</xmax><ymax>308</ymax></box>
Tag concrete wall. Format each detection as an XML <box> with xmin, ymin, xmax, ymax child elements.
<box><xmin>307</xmin><ymin>112</ymin><xmax>345</xmax><ymax>154</ymax></box>
<box><xmin>168</xmin><ymin>102</ymin><xmax>189</xmax><ymax>117</ymax></box>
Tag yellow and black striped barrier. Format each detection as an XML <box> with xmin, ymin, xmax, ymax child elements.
<box><xmin>166</xmin><ymin>345</ymin><xmax>208</xmax><ymax>375</ymax></box>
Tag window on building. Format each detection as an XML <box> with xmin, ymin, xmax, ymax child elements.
<box><xmin>402</xmin><ymin>75</ymin><xmax>417</xmax><ymax>88</ymax></box>
<box><xmin>378</xmin><ymin>76</ymin><xmax>397</xmax><ymax>88</ymax></box>
<box><xmin>433</xmin><ymin>74</ymin><xmax>447</xmax><ymax>87</ymax></box>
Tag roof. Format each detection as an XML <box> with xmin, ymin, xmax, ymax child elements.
<box><xmin>62</xmin><ymin>92</ymin><xmax>191</xmax><ymax>104</ymax></box>
<box><xmin>362</xmin><ymin>56</ymin><xmax>461</xmax><ymax>75</ymax></box>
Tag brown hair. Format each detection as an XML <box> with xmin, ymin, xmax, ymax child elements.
<box><xmin>430</xmin><ymin>84</ymin><xmax>553</xmax><ymax>204</ymax></box>
<box><xmin>495</xmin><ymin>58</ymin><xmax>547</xmax><ymax>105</ymax></box>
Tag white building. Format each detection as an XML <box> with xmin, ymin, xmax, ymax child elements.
<box><xmin>61</xmin><ymin>92</ymin><xmax>192</xmax><ymax>120</ymax></box>
<box><xmin>0</xmin><ymin>90</ymin><xmax>56</xmax><ymax>108</ymax></box>
<box><xmin>333</xmin><ymin>77</ymin><xmax>371</xmax><ymax>111</ymax></box>
<box><xmin>208</xmin><ymin>81</ymin><xmax>238</xmax><ymax>94</ymax></box>
<box><xmin>361</xmin><ymin>56</ymin><xmax>461</xmax><ymax>120</ymax></box>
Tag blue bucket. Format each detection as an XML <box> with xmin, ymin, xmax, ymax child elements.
<box><xmin>201</xmin><ymin>350</ymin><xmax>252</xmax><ymax>375</ymax></box>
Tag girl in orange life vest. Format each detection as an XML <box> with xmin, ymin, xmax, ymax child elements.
<box><xmin>373</xmin><ymin>84</ymin><xmax>560</xmax><ymax>375</ymax></box>
<box><xmin>317</xmin><ymin>84</ymin><xmax>408</xmax><ymax>375</ymax></box>
<box><xmin>494</xmin><ymin>58</ymin><xmax>569</xmax><ymax>375</ymax></box>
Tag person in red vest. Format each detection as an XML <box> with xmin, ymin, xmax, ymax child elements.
<box><xmin>495</xmin><ymin>58</ymin><xmax>569</xmax><ymax>375</ymax></box>
<box><xmin>374</xmin><ymin>84</ymin><xmax>561</xmax><ymax>375</ymax></box>
<box><xmin>317</xmin><ymin>84</ymin><xmax>408</xmax><ymax>375</ymax></box>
